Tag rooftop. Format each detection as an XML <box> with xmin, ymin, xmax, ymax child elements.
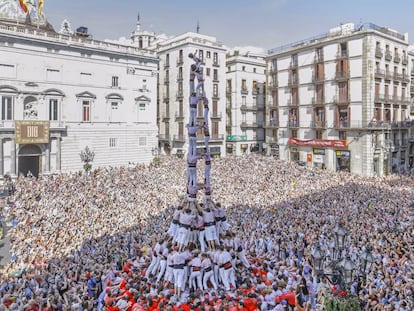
<box><xmin>268</xmin><ymin>22</ymin><xmax>408</xmax><ymax>55</ymax></box>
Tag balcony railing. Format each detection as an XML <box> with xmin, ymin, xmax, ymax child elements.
<box><xmin>402</xmin><ymin>55</ymin><xmax>408</xmax><ymax>65</ymax></box>
<box><xmin>312</xmin><ymin>74</ymin><xmax>325</xmax><ymax>83</ymax></box>
<box><xmin>385</xmin><ymin>51</ymin><xmax>392</xmax><ymax>61</ymax></box>
<box><xmin>241</xmin><ymin>121</ymin><xmax>260</xmax><ymax>128</ymax></box>
<box><xmin>161</xmin><ymin>113</ymin><xmax>170</xmax><ymax>120</ymax></box>
<box><xmin>267</xmin><ymin>101</ymin><xmax>278</xmax><ymax>109</ymax></box>
<box><xmin>310</xmin><ymin>120</ymin><xmax>327</xmax><ymax>128</ymax></box>
<box><xmin>212</xmin><ymin>92</ymin><xmax>220</xmax><ymax>99</ymax></box>
<box><xmin>176</xmin><ymin>91</ymin><xmax>184</xmax><ymax>99</ymax></box>
<box><xmin>266</xmin><ymin>137</ymin><xmax>279</xmax><ymax>144</ymax></box>
<box><xmin>268</xmin><ymin>81</ymin><xmax>278</xmax><ymax>90</ymax></box>
<box><xmin>384</xmin><ymin>71</ymin><xmax>392</xmax><ymax>80</ymax></box>
<box><xmin>176</xmin><ymin>74</ymin><xmax>183</xmax><ymax>82</ymax></box>
<box><xmin>287</xmin><ymin>121</ymin><xmax>299</xmax><ymax>128</ymax></box>
<box><xmin>175</xmin><ymin>111</ymin><xmax>184</xmax><ymax>120</ymax></box>
<box><xmin>209</xmin><ymin>134</ymin><xmax>224</xmax><ymax>141</ymax></box>
<box><xmin>336</xmin><ymin>50</ymin><xmax>348</xmax><ymax>59</ymax></box>
<box><xmin>226</xmin><ymin>87</ymin><xmax>232</xmax><ymax>95</ymax></box>
<box><xmin>402</xmin><ymin>74</ymin><xmax>410</xmax><ymax>83</ymax></box>
<box><xmin>288</xmin><ymin>78</ymin><xmax>299</xmax><ymax>87</ymax></box>
<box><xmin>312</xmin><ymin>96</ymin><xmax>325</xmax><ymax>105</ymax></box>
<box><xmin>264</xmin><ymin>120</ymin><xmax>279</xmax><ymax>128</ymax></box>
<box><xmin>240</xmin><ymin>104</ymin><xmax>257</xmax><ymax>111</ymax></box>
<box><xmin>391</xmin><ymin>120</ymin><xmax>412</xmax><ymax>128</ymax></box>
<box><xmin>176</xmin><ymin>57</ymin><xmax>184</xmax><ymax>66</ymax></box>
<box><xmin>158</xmin><ymin>134</ymin><xmax>170</xmax><ymax>141</ymax></box>
<box><xmin>394</xmin><ymin>54</ymin><xmax>401</xmax><ymax>63</ymax></box>
<box><xmin>375</xmin><ymin>47</ymin><xmax>383</xmax><ymax>58</ymax></box>
<box><xmin>335</xmin><ymin>71</ymin><xmax>349</xmax><ymax>80</ymax></box>
<box><xmin>212</xmin><ymin>61</ymin><xmax>220</xmax><ymax>67</ymax></box>
<box><xmin>210</xmin><ymin>112</ymin><xmax>222</xmax><ymax>119</ymax></box>
<box><xmin>332</xmin><ymin>96</ymin><xmax>349</xmax><ymax>105</ymax></box>
<box><xmin>375</xmin><ymin>69</ymin><xmax>385</xmax><ymax>78</ymax></box>
<box><xmin>393</xmin><ymin>73</ymin><xmax>402</xmax><ymax>82</ymax></box>
<box><xmin>173</xmin><ymin>135</ymin><xmax>186</xmax><ymax>142</ymax></box>
<box><xmin>241</xmin><ymin>88</ymin><xmax>248</xmax><ymax>94</ymax></box>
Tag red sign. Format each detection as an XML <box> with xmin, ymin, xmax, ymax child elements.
<box><xmin>288</xmin><ymin>138</ymin><xmax>347</xmax><ymax>148</ymax></box>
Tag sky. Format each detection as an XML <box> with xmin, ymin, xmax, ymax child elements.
<box><xmin>43</xmin><ymin>0</ymin><xmax>414</xmax><ymax>52</ymax></box>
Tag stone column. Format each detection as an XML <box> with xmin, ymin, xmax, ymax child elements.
<box><xmin>45</xmin><ymin>143</ymin><xmax>50</xmax><ymax>173</ymax></box>
<box><xmin>0</xmin><ymin>138</ymin><xmax>3</xmax><ymax>176</ymax></box>
<box><xmin>11</xmin><ymin>138</ymin><xmax>16</xmax><ymax>176</ymax></box>
<box><xmin>56</xmin><ymin>136</ymin><xmax>61</xmax><ymax>172</ymax></box>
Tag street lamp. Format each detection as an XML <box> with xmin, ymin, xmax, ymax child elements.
<box><xmin>80</xmin><ymin>146</ymin><xmax>95</xmax><ymax>173</ymax></box>
<box><xmin>360</xmin><ymin>245</ymin><xmax>375</xmax><ymax>277</ymax></box>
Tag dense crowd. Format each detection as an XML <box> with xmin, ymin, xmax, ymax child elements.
<box><xmin>0</xmin><ymin>154</ymin><xmax>413</xmax><ymax>310</ymax></box>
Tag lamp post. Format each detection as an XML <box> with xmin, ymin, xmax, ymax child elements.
<box><xmin>80</xmin><ymin>146</ymin><xmax>95</xmax><ymax>174</ymax></box>
<box><xmin>151</xmin><ymin>147</ymin><xmax>160</xmax><ymax>166</ymax></box>
<box><xmin>311</xmin><ymin>222</ymin><xmax>375</xmax><ymax>310</ymax></box>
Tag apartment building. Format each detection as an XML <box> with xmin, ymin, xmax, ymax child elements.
<box><xmin>0</xmin><ymin>10</ymin><xmax>158</xmax><ymax>176</ymax></box>
<box><xmin>266</xmin><ymin>23</ymin><xmax>411</xmax><ymax>176</ymax></box>
<box><xmin>156</xmin><ymin>32</ymin><xmax>227</xmax><ymax>157</ymax></box>
<box><xmin>225</xmin><ymin>51</ymin><xmax>266</xmax><ymax>155</ymax></box>
<box><xmin>409</xmin><ymin>50</ymin><xmax>414</xmax><ymax>169</ymax></box>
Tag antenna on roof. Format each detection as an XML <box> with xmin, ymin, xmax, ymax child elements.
<box><xmin>196</xmin><ymin>20</ymin><xmax>200</xmax><ymax>33</ymax></box>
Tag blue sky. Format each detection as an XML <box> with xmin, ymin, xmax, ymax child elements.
<box><xmin>44</xmin><ymin>0</ymin><xmax>414</xmax><ymax>51</ymax></box>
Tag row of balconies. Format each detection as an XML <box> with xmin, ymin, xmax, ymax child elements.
<box><xmin>374</xmin><ymin>94</ymin><xmax>411</xmax><ymax>105</ymax></box>
<box><xmin>375</xmin><ymin>48</ymin><xmax>408</xmax><ymax>65</ymax></box>
<box><xmin>258</xmin><ymin>120</ymin><xmax>412</xmax><ymax>130</ymax></box>
<box><xmin>375</xmin><ymin>70</ymin><xmax>410</xmax><ymax>83</ymax></box>
<box><xmin>172</xmin><ymin>134</ymin><xmax>225</xmax><ymax>142</ymax></box>
<box><xmin>163</xmin><ymin>112</ymin><xmax>223</xmax><ymax>120</ymax></box>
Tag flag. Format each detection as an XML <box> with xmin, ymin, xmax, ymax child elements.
<box><xmin>38</xmin><ymin>0</ymin><xmax>44</xmax><ymax>16</ymax></box>
<box><xmin>19</xmin><ymin>0</ymin><xmax>28</xmax><ymax>13</ymax></box>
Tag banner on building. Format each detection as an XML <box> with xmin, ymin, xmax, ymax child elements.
<box><xmin>19</xmin><ymin>0</ymin><xmax>28</xmax><ymax>13</ymax></box>
<box><xmin>288</xmin><ymin>138</ymin><xmax>347</xmax><ymax>148</ymax></box>
<box><xmin>15</xmin><ymin>121</ymin><xmax>50</xmax><ymax>144</ymax></box>
<box><xmin>38</xmin><ymin>0</ymin><xmax>44</xmax><ymax>16</ymax></box>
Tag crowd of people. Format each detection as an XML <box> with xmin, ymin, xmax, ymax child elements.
<box><xmin>0</xmin><ymin>154</ymin><xmax>413</xmax><ymax>310</ymax></box>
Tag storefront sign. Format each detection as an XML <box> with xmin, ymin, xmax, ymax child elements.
<box><xmin>313</xmin><ymin>148</ymin><xmax>326</xmax><ymax>155</ymax></box>
<box><xmin>227</xmin><ymin>135</ymin><xmax>247</xmax><ymax>141</ymax></box>
<box><xmin>336</xmin><ymin>150</ymin><xmax>350</xmax><ymax>158</ymax></box>
<box><xmin>15</xmin><ymin>121</ymin><xmax>50</xmax><ymax>144</ymax></box>
<box><xmin>288</xmin><ymin>138</ymin><xmax>347</xmax><ymax>148</ymax></box>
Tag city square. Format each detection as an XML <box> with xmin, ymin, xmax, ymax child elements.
<box><xmin>1</xmin><ymin>0</ymin><xmax>414</xmax><ymax>310</ymax></box>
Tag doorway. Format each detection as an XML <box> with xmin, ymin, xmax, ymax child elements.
<box><xmin>18</xmin><ymin>145</ymin><xmax>42</xmax><ymax>177</ymax></box>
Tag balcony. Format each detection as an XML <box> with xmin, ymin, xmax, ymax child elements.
<box><xmin>410</xmin><ymin>135</ymin><xmax>414</xmax><ymax>143</ymax></box>
<box><xmin>332</xmin><ymin>96</ymin><xmax>349</xmax><ymax>105</ymax></box>
<box><xmin>264</xmin><ymin>119</ymin><xmax>279</xmax><ymax>128</ymax></box>
<box><xmin>391</xmin><ymin>120</ymin><xmax>412</xmax><ymax>129</ymax></box>
<box><xmin>312</xmin><ymin>74</ymin><xmax>325</xmax><ymax>83</ymax></box>
<box><xmin>269</xmin><ymin>67</ymin><xmax>277</xmax><ymax>75</ymax></box>
<box><xmin>241</xmin><ymin>87</ymin><xmax>248</xmax><ymax>95</ymax></box>
<box><xmin>393</xmin><ymin>73</ymin><xmax>402</xmax><ymax>82</ymax></box>
<box><xmin>161</xmin><ymin>113</ymin><xmax>170</xmax><ymax>121</ymax></box>
<box><xmin>176</xmin><ymin>57</ymin><xmax>184</xmax><ymax>66</ymax></box>
<box><xmin>375</xmin><ymin>47</ymin><xmax>383</xmax><ymax>58</ymax></box>
<box><xmin>268</xmin><ymin>81</ymin><xmax>278</xmax><ymax>91</ymax></box>
<box><xmin>267</xmin><ymin>100</ymin><xmax>279</xmax><ymax>109</ymax></box>
<box><xmin>210</xmin><ymin>112</ymin><xmax>222</xmax><ymax>120</ymax></box>
<box><xmin>176</xmin><ymin>74</ymin><xmax>183</xmax><ymax>82</ymax></box>
<box><xmin>287</xmin><ymin>121</ymin><xmax>299</xmax><ymax>128</ymax></box>
<box><xmin>209</xmin><ymin>134</ymin><xmax>224</xmax><ymax>142</ymax></box>
<box><xmin>289</xmin><ymin>61</ymin><xmax>298</xmax><ymax>69</ymax></box>
<box><xmin>336</xmin><ymin>50</ymin><xmax>348</xmax><ymax>59</ymax></box>
<box><xmin>212</xmin><ymin>61</ymin><xmax>220</xmax><ymax>67</ymax></box>
<box><xmin>394</xmin><ymin>54</ymin><xmax>401</xmax><ymax>64</ymax></box>
<box><xmin>176</xmin><ymin>91</ymin><xmax>184</xmax><ymax>100</ymax></box>
<box><xmin>335</xmin><ymin>71</ymin><xmax>349</xmax><ymax>81</ymax></box>
<box><xmin>212</xmin><ymin>92</ymin><xmax>220</xmax><ymax>99</ymax></box>
<box><xmin>173</xmin><ymin>135</ymin><xmax>186</xmax><ymax>143</ymax></box>
<box><xmin>164</xmin><ymin>62</ymin><xmax>170</xmax><ymax>69</ymax></box>
<box><xmin>312</xmin><ymin>96</ymin><xmax>325</xmax><ymax>106</ymax></box>
<box><xmin>287</xmin><ymin>98</ymin><xmax>300</xmax><ymax>106</ymax></box>
<box><xmin>241</xmin><ymin>121</ymin><xmax>260</xmax><ymax>129</ymax></box>
<box><xmin>402</xmin><ymin>74</ymin><xmax>410</xmax><ymax>84</ymax></box>
<box><xmin>226</xmin><ymin>87</ymin><xmax>232</xmax><ymax>95</ymax></box>
<box><xmin>158</xmin><ymin>134</ymin><xmax>170</xmax><ymax>142</ymax></box>
<box><xmin>311</xmin><ymin>120</ymin><xmax>327</xmax><ymax>128</ymax></box>
<box><xmin>402</xmin><ymin>55</ymin><xmax>408</xmax><ymax>65</ymax></box>
<box><xmin>384</xmin><ymin>71</ymin><xmax>392</xmax><ymax>81</ymax></box>
<box><xmin>164</xmin><ymin>78</ymin><xmax>169</xmax><ymax>85</ymax></box>
<box><xmin>385</xmin><ymin>51</ymin><xmax>392</xmax><ymax>61</ymax></box>
<box><xmin>266</xmin><ymin>137</ymin><xmax>279</xmax><ymax>144</ymax></box>
<box><xmin>240</xmin><ymin>104</ymin><xmax>257</xmax><ymax>111</ymax></box>
<box><xmin>374</xmin><ymin>69</ymin><xmax>385</xmax><ymax>79</ymax></box>
<box><xmin>314</xmin><ymin>54</ymin><xmax>324</xmax><ymax>63</ymax></box>
<box><xmin>288</xmin><ymin>78</ymin><xmax>299</xmax><ymax>87</ymax></box>
<box><xmin>175</xmin><ymin>111</ymin><xmax>184</xmax><ymax>120</ymax></box>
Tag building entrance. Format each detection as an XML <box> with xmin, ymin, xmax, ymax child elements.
<box><xmin>18</xmin><ymin>145</ymin><xmax>42</xmax><ymax>177</ymax></box>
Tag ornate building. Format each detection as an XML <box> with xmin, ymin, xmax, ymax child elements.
<box><xmin>266</xmin><ymin>23</ymin><xmax>412</xmax><ymax>176</ymax></box>
<box><xmin>0</xmin><ymin>2</ymin><xmax>158</xmax><ymax>176</ymax></box>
